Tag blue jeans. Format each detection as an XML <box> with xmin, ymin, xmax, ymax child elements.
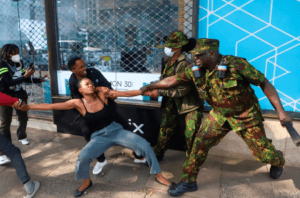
<box><xmin>0</xmin><ymin>134</ymin><xmax>30</xmax><ymax>184</ymax></box>
<box><xmin>75</xmin><ymin>122</ymin><xmax>161</xmax><ymax>180</ymax></box>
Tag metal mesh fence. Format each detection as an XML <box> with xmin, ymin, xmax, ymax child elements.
<box><xmin>0</xmin><ymin>0</ymin><xmax>196</xmax><ymax>104</ymax></box>
<box><xmin>57</xmin><ymin>0</ymin><xmax>196</xmax><ymax>74</ymax></box>
<box><xmin>0</xmin><ymin>0</ymin><xmax>51</xmax><ymax>110</ymax></box>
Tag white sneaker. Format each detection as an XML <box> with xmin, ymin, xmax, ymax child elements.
<box><xmin>134</xmin><ymin>158</ymin><xmax>147</xmax><ymax>164</ymax></box>
<box><xmin>19</xmin><ymin>138</ymin><xmax>30</xmax><ymax>145</ymax></box>
<box><xmin>92</xmin><ymin>160</ymin><xmax>107</xmax><ymax>175</ymax></box>
<box><xmin>0</xmin><ymin>155</ymin><xmax>11</xmax><ymax>165</ymax></box>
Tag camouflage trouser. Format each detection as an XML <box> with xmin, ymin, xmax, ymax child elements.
<box><xmin>180</xmin><ymin>114</ymin><xmax>285</xmax><ymax>183</ymax></box>
<box><xmin>154</xmin><ymin>100</ymin><xmax>203</xmax><ymax>159</ymax></box>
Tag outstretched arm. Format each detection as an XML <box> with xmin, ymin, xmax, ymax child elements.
<box><xmin>140</xmin><ymin>76</ymin><xmax>181</xmax><ymax>94</ymax></box>
<box><xmin>109</xmin><ymin>90</ymin><xmax>141</xmax><ymax>97</ymax></box>
<box><xmin>260</xmin><ymin>78</ymin><xmax>292</xmax><ymax>126</ymax></box>
<box><xmin>100</xmin><ymin>88</ymin><xmax>142</xmax><ymax>98</ymax></box>
<box><xmin>27</xmin><ymin>100</ymin><xmax>77</xmax><ymax>111</ymax></box>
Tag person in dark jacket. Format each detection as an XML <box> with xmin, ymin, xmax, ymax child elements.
<box><xmin>0</xmin><ymin>44</ymin><xmax>48</xmax><ymax>165</ymax></box>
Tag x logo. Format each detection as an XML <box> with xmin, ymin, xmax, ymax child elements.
<box><xmin>133</xmin><ymin>123</ymin><xmax>144</xmax><ymax>134</ymax></box>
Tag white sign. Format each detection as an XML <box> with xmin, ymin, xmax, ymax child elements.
<box><xmin>57</xmin><ymin>70</ymin><xmax>162</xmax><ymax>101</ymax></box>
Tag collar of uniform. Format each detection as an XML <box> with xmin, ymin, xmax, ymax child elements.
<box><xmin>167</xmin><ymin>53</ymin><xmax>187</xmax><ymax>66</ymax></box>
<box><xmin>177</xmin><ymin>53</ymin><xmax>187</xmax><ymax>62</ymax></box>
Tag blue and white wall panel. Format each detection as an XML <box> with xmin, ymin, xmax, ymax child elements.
<box><xmin>198</xmin><ymin>0</ymin><xmax>300</xmax><ymax>112</ymax></box>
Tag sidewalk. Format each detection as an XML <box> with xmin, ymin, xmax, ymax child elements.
<box><xmin>0</xmin><ymin>118</ymin><xmax>300</xmax><ymax>198</ymax></box>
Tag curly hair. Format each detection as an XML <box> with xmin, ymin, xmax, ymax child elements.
<box><xmin>0</xmin><ymin>44</ymin><xmax>19</xmax><ymax>62</ymax></box>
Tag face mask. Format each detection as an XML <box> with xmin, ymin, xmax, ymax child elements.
<box><xmin>11</xmin><ymin>54</ymin><xmax>20</xmax><ymax>63</ymax></box>
<box><xmin>164</xmin><ymin>47</ymin><xmax>176</xmax><ymax>57</ymax></box>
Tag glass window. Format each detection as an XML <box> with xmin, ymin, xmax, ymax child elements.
<box><xmin>56</xmin><ymin>0</ymin><xmax>194</xmax><ymax>101</ymax></box>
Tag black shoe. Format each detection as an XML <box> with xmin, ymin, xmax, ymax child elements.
<box><xmin>168</xmin><ymin>181</ymin><xmax>198</xmax><ymax>196</ymax></box>
<box><xmin>270</xmin><ymin>150</ymin><xmax>284</xmax><ymax>179</ymax></box>
<box><xmin>73</xmin><ymin>181</ymin><xmax>93</xmax><ymax>197</ymax></box>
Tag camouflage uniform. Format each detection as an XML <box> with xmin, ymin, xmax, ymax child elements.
<box><xmin>174</xmin><ymin>39</ymin><xmax>285</xmax><ymax>183</ymax></box>
<box><xmin>154</xmin><ymin>31</ymin><xmax>204</xmax><ymax>159</ymax></box>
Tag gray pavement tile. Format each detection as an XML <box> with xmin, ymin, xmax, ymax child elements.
<box><xmin>270</xmin><ymin>165</ymin><xmax>300</xmax><ymax>198</ymax></box>
<box><xmin>103</xmin><ymin>148</ymin><xmax>184</xmax><ymax>191</ymax></box>
<box><xmin>23</xmin><ymin>141</ymin><xmax>81</xmax><ymax>177</ymax></box>
<box><xmin>44</xmin><ymin>150</ymin><xmax>79</xmax><ymax>182</ymax></box>
<box><xmin>0</xmin><ymin>164</ymin><xmax>7</xmax><ymax>174</ymax></box>
<box><xmin>81</xmin><ymin>183</ymin><xmax>147</xmax><ymax>198</ymax></box>
<box><xmin>284</xmin><ymin>137</ymin><xmax>300</xmax><ymax>167</ymax></box>
<box><xmin>263</xmin><ymin>119</ymin><xmax>289</xmax><ymax>153</ymax></box>
<box><xmin>0</xmin><ymin>167</ymin><xmax>22</xmax><ymax>197</ymax></box>
<box><xmin>48</xmin><ymin>146</ymin><xmax>125</xmax><ymax>182</ymax></box>
<box><xmin>26</xmin><ymin>173</ymin><xmax>148</xmax><ymax>198</ymax></box>
<box><xmin>186</xmin><ymin>155</ymin><xmax>223</xmax><ymax>198</ymax></box>
<box><xmin>11</xmin><ymin>126</ymin><xmax>57</xmax><ymax>143</ymax></box>
<box><xmin>220</xmin><ymin>159</ymin><xmax>275</xmax><ymax>198</ymax></box>
<box><xmin>10</xmin><ymin>126</ymin><xmax>57</xmax><ymax>158</ymax></box>
<box><xmin>143</xmin><ymin>188</ymin><xmax>199</xmax><ymax>198</ymax></box>
<box><xmin>94</xmin><ymin>157</ymin><xmax>151</xmax><ymax>190</ymax></box>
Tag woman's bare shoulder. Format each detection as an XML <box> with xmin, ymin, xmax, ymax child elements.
<box><xmin>96</xmin><ymin>91</ymin><xmax>109</xmax><ymax>104</ymax></box>
<box><xmin>68</xmin><ymin>98</ymin><xmax>83</xmax><ymax>107</ymax></box>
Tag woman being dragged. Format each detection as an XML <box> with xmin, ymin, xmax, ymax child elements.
<box><xmin>22</xmin><ymin>77</ymin><xmax>171</xmax><ymax>197</ymax></box>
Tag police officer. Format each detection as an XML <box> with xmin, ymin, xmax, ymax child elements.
<box><xmin>143</xmin><ymin>31</ymin><xmax>203</xmax><ymax>163</ymax></box>
<box><xmin>140</xmin><ymin>39</ymin><xmax>292</xmax><ymax>196</ymax></box>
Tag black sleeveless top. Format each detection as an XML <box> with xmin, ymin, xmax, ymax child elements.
<box><xmin>81</xmin><ymin>96</ymin><xmax>116</xmax><ymax>137</ymax></box>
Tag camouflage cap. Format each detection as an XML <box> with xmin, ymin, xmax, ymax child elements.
<box><xmin>164</xmin><ymin>31</ymin><xmax>189</xmax><ymax>49</ymax></box>
<box><xmin>190</xmin><ymin>38</ymin><xmax>219</xmax><ymax>55</ymax></box>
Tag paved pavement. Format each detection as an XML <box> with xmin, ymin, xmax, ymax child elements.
<box><xmin>0</xmin><ymin>117</ymin><xmax>300</xmax><ymax>198</ymax></box>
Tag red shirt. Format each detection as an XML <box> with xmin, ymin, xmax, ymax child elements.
<box><xmin>0</xmin><ymin>92</ymin><xmax>18</xmax><ymax>106</ymax></box>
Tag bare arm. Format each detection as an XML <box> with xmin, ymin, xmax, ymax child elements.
<box><xmin>140</xmin><ymin>76</ymin><xmax>181</xmax><ymax>94</ymax></box>
<box><xmin>28</xmin><ymin>99</ymin><xmax>78</xmax><ymax>111</ymax></box>
<box><xmin>260</xmin><ymin>78</ymin><xmax>292</xmax><ymax>125</ymax></box>
<box><xmin>102</xmin><ymin>88</ymin><xmax>142</xmax><ymax>98</ymax></box>
<box><xmin>95</xmin><ymin>86</ymin><xmax>107</xmax><ymax>93</ymax></box>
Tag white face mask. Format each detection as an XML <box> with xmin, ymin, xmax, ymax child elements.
<box><xmin>164</xmin><ymin>47</ymin><xmax>176</xmax><ymax>57</ymax></box>
<box><xmin>11</xmin><ymin>54</ymin><xmax>20</xmax><ymax>63</ymax></box>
